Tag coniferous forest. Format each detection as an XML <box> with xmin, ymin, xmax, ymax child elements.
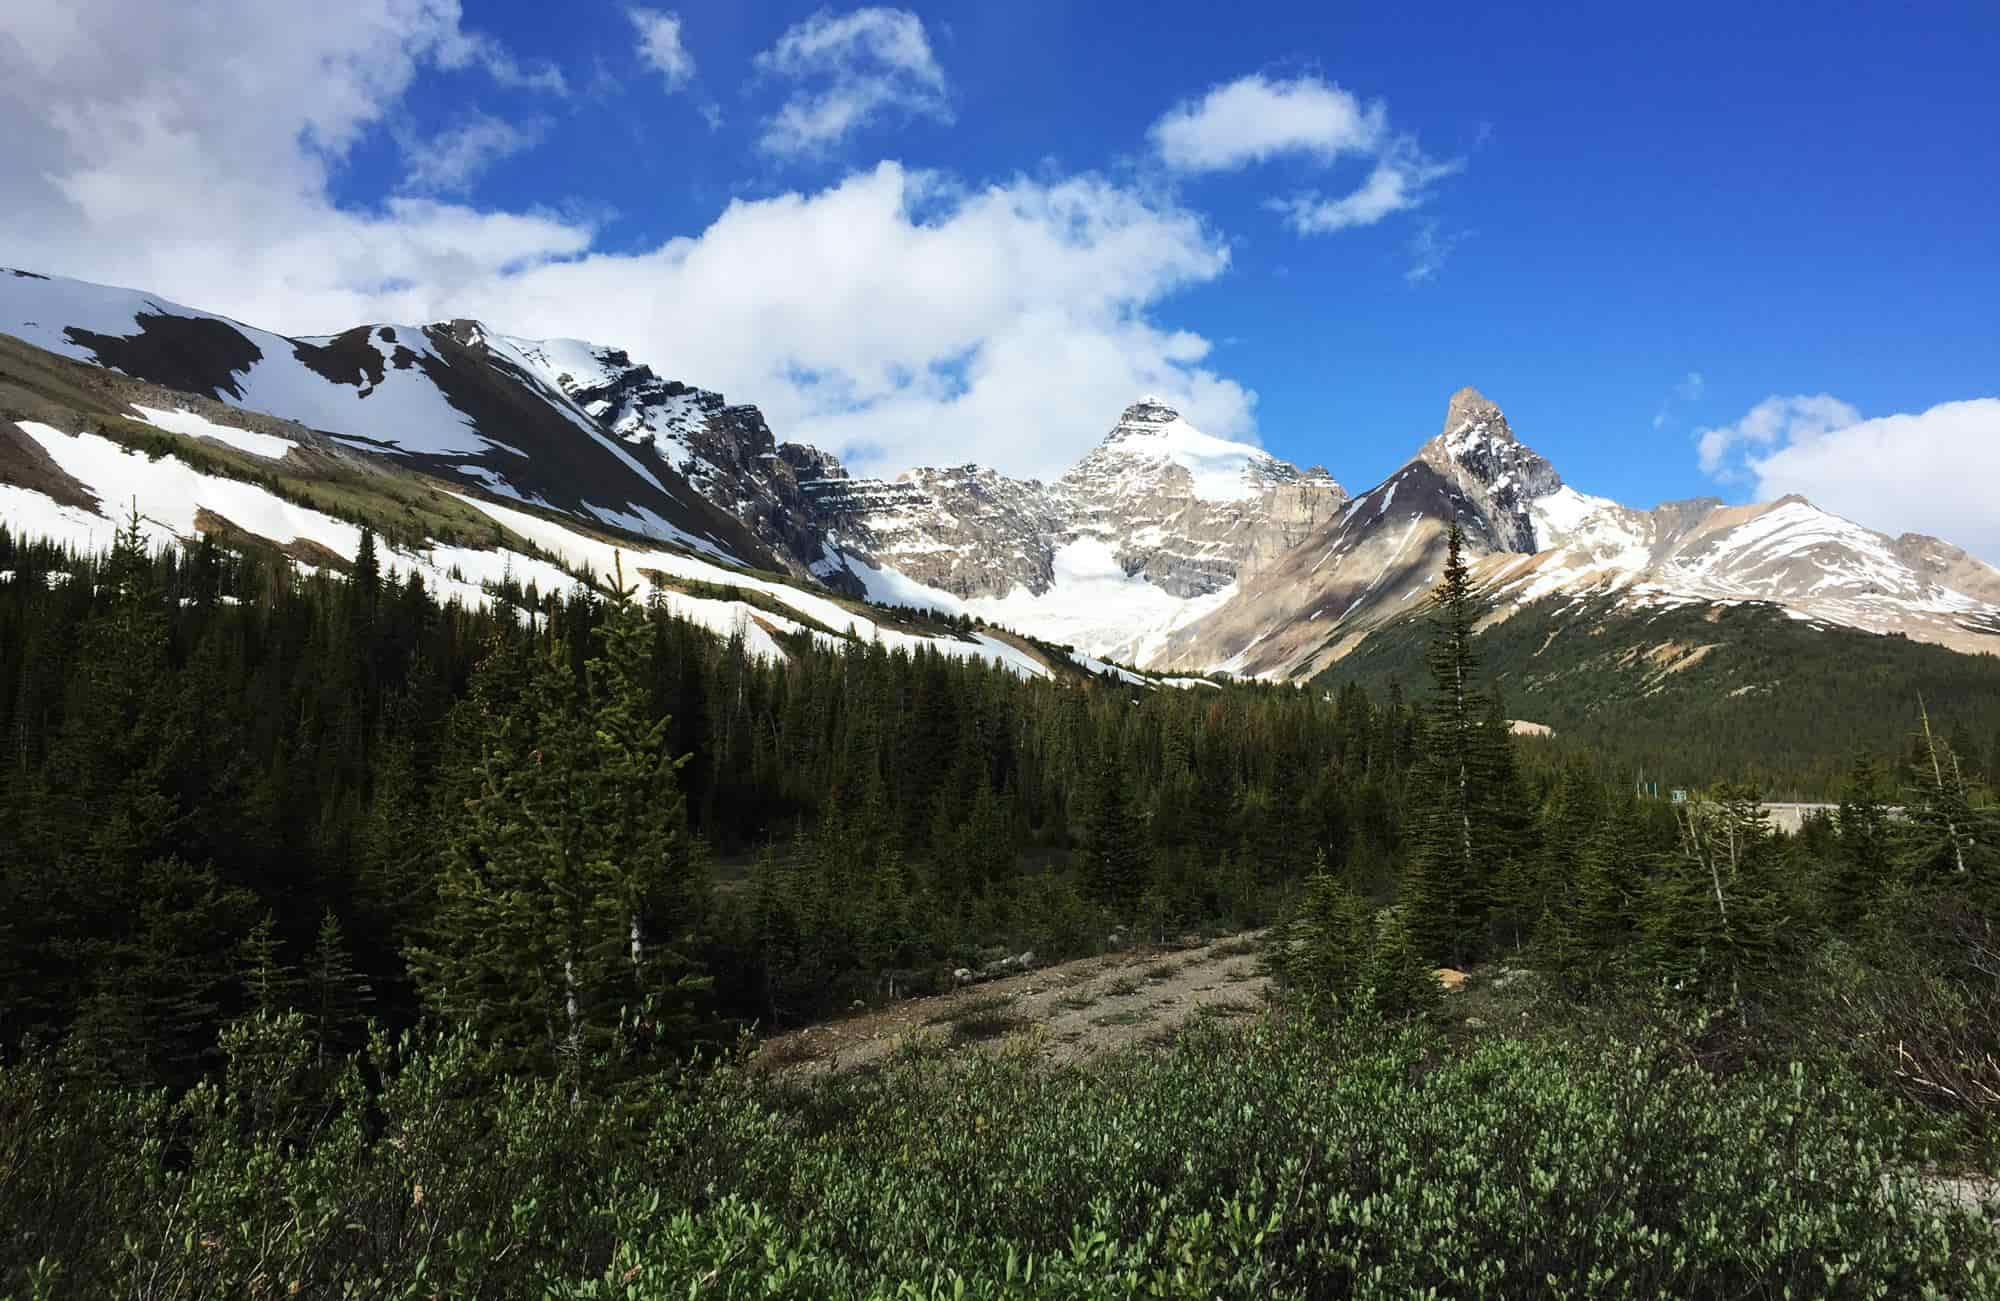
<box><xmin>3</xmin><ymin>520</ymin><xmax>1998</xmax><ymax>1297</ymax></box>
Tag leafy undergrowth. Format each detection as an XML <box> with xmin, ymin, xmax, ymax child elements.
<box><xmin>5</xmin><ymin>1011</ymin><xmax>1995</xmax><ymax>1299</ymax></box>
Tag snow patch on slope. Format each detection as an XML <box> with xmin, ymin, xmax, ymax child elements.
<box><xmin>844</xmin><ymin>553</ymin><xmax>968</xmax><ymax>616</ymax></box>
<box><xmin>452</xmin><ymin>495</ymin><xmax>1050</xmax><ymax>679</ymax></box>
<box><xmin>1090</xmin><ymin>400</ymin><xmax>1273</xmax><ymax>503</ymax></box>
<box><xmin>129</xmin><ymin>405</ymin><xmax>293</xmax><ymax>460</ymax></box>
<box><xmin>1527</xmin><ymin>484</ymin><xmax>1617</xmax><ymax>546</ymax></box>
<box><xmin>2</xmin><ymin>418</ymin><xmax>1057</xmax><ymax>677</ymax></box>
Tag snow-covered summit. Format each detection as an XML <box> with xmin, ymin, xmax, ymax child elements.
<box><xmin>1086</xmin><ymin>397</ymin><xmax>1318</xmax><ymax>504</ymax></box>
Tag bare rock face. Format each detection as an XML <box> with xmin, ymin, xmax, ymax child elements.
<box><xmin>1415</xmin><ymin>387</ymin><xmax>1565</xmax><ymax>553</ymax></box>
<box><xmin>779</xmin><ymin>398</ymin><xmax>1346</xmax><ymax>604</ymax></box>
<box><xmin>805</xmin><ymin>462</ymin><xmax>1068</xmax><ymax>598</ymax></box>
<box><xmin>505</xmin><ymin>339</ymin><xmax>841</xmax><ymax>584</ymax></box>
<box><xmin>502</xmin><ymin>346</ymin><xmax>1348</xmax><ymax>607</ymax></box>
<box><xmin>1057</xmin><ymin>399</ymin><xmax>1346</xmax><ymax>598</ymax></box>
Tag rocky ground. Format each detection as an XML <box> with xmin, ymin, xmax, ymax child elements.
<box><xmin>753</xmin><ymin>932</ymin><xmax>1271</xmax><ymax>1076</ymax></box>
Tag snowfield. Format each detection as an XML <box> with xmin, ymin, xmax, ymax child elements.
<box><xmin>956</xmin><ymin>538</ymin><xmax>1236</xmax><ymax>666</ymax></box>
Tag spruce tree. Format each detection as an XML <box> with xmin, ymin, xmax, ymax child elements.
<box><xmin>1901</xmin><ymin>702</ymin><xmax>1982</xmax><ymax>888</ymax></box>
<box><xmin>1827</xmin><ymin>755</ymin><xmax>1895</xmax><ymax>927</ymax></box>
<box><xmin>411</xmin><ymin>571</ymin><xmax>710</xmax><ymax>1088</ymax></box>
<box><xmin>1363</xmin><ymin>909</ymin><xmax>1445</xmax><ymax>1022</ymax></box>
<box><xmin>1274</xmin><ymin>855</ymin><xmax>1371</xmax><ymax>1005</ymax></box>
<box><xmin>303</xmin><ymin>909</ymin><xmax>373</xmax><ymax>1062</ymax></box>
<box><xmin>1649</xmin><ymin>783</ymin><xmax>1785</xmax><ymax>1010</ymax></box>
<box><xmin>1081</xmin><ymin>746</ymin><xmax>1147</xmax><ymax>913</ymax></box>
<box><xmin>1402</xmin><ymin>522</ymin><xmax>1505</xmax><ymax>965</ymax></box>
<box><xmin>236</xmin><ymin>911</ymin><xmax>298</xmax><ymax>1016</ymax></box>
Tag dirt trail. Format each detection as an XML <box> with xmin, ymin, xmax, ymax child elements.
<box><xmin>755</xmin><ymin>933</ymin><xmax>1270</xmax><ymax>1076</ymax></box>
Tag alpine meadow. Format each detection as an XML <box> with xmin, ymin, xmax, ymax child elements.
<box><xmin>3</xmin><ymin>2</ymin><xmax>1999</xmax><ymax>1296</ymax></box>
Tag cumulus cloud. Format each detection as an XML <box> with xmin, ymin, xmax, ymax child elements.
<box><xmin>1151</xmin><ymin>73</ymin><xmax>1459</xmax><ymax>239</ymax></box>
<box><xmin>628</xmin><ymin>8</ymin><xmax>695</xmax><ymax>92</ymax></box>
<box><xmin>400</xmin><ymin>112</ymin><xmax>546</xmax><ymax>193</ymax></box>
<box><xmin>1695</xmin><ymin>394</ymin><xmax>1861</xmax><ymax>477</ymax></box>
<box><xmin>0</xmin><ymin>0</ymin><xmax>593</xmax><ymax>328</ymax></box>
<box><xmin>1698</xmin><ymin>395</ymin><xmax>2000</xmax><ymax>561</ymax></box>
<box><xmin>1148</xmin><ymin>74</ymin><xmax>1385</xmax><ymax>171</ymax></box>
<box><xmin>446</xmin><ymin>163</ymin><xmax>1253</xmax><ymax>479</ymax></box>
<box><xmin>0</xmin><ymin>2</ymin><xmax>1249</xmax><ymax>481</ymax></box>
<box><xmin>752</xmin><ymin>7</ymin><xmax>950</xmax><ymax>157</ymax></box>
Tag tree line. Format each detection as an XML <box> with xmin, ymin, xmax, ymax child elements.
<box><xmin>1</xmin><ymin>518</ymin><xmax>1993</xmax><ymax>1098</ymax></box>
<box><xmin>0</xmin><ymin>518</ymin><xmax>1421</xmax><ymax>1085</ymax></box>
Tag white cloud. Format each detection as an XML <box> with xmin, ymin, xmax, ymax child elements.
<box><xmin>628</xmin><ymin>8</ymin><xmax>694</xmax><ymax>92</ymax></box>
<box><xmin>752</xmin><ymin>7</ymin><xmax>950</xmax><ymax>157</ymax></box>
<box><xmin>1698</xmin><ymin>395</ymin><xmax>2000</xmax><ymax>562</ymax></box>
<box><xmin>400</xmin><ymin>112</ymin><xmax>546</xmax><ymax>193</ymax></box>
<box><xmin>1152</xmin><ymin>73</ymin><xmax>1458</xmax><ymax>239</ymax></box>
<box><xmin>1148</xmin><ymin>74</ymin><xmax>1384</xmax><ymax>172</ymax></box>
<box><xmin>1695</xmin><ymin>394</ymin><xmax>1860</xmax><ymax>476</ymax></box>
<box><xmin>436</xmin><ymin>26</ymin><xmax>566</xmax><ymax>95</ymax></box>
<box><xmin>1267</xmin><ymin>139</ymin><xmax>1461</xmax><ymax>235</ymax></box>
<box><xmin>0</xmin><ymin>1</ymin><xmax>1249</xmax><ymax>483</ymax></box>
<box><xmin>445</xmin><ymin>163</ymin><xmax>1252</xmax><ymax>480</ymax></box>
<box><xmin>0</xmin><ymin>0</ymin><xmax>593</xmax><ymax>329</ymax></box>
<box><xmin>1653</xmin><ymin>370</ymin><xmax>1707</xmax><ymax>429</ymax></box>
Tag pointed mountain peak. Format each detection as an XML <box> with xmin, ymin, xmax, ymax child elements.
<box><xmin>1408</xmin><ymin>385</ymin><xmax>1574</xmax><ymax>553</ymax></box>
<box><xmin>1112</xmin><ymin>395</ymin><xmax>1182</xmax><ymax>435</ymax></box>
<box><xmin>1441</xmin><ymin>386</ymin><xmax>1512</xmax><ymax>441</ymax></box>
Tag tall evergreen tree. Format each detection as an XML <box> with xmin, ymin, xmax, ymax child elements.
<box><xmin>411</xmin><ymin>572</ymin><xmax>711</xmax><ymax>1089</ymax></box>
<box><xmin>1827</xmin><ymin>755</ymin><xmax>1895</xmax><ymax>927</ymax></box>
<box><xmin>1402</xmin><ymin>522</ymin><xmax>1515</xmax><ymax>965</ymax></box>
<box><xmin>1081</xmin><ymin>746</ymin><xmax>1147</xmax><ymax>913</ymax></box>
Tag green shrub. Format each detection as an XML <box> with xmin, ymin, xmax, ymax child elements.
<box><xmin>3</xmin><ymin>1012</ymin><xmax>1994</xmax><ymax>1298</ymax></box>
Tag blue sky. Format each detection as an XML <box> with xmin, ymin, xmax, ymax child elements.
<box><xmin>4</xmin><ymin>0</ymin><xmax>1998</xmax><ymax>551</ymax></box>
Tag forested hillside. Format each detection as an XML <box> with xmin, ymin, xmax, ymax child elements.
<box><xmin>2</xmin><ymin>519</ymin><xmax>1996</xmax><ymax>1296</ymax></box>
<box><xmin>0</xmin><ymin>513</ymin><xmax>1424</xmax><ymax>1068</ymax></box>
<box><xmin>1321</xmin><ymin>591</ymin><xmax>2000</xmax><ymax>799</ymax></box>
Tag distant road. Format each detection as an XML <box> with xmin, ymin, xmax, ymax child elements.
<box><xmin>1761</xmin><ymin>802</ymin><xmax>1838</xmax><ymax>834</ymax></box>
<box><xmin>1759</xmin><ymin>802</ymin><xmax>1905</xmax><ymax>833</ymax></box>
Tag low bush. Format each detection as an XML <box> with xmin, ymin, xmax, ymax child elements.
<box><xmin>4</xmin><ymin>1011</ymin><xmax>1994</xmax><ymax>1298</ymax></box>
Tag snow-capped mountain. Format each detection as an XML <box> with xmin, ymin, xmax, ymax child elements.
<box><xmin>1058</xmin><ymin>398</ymin><xmax>1346</xmax><ymax>598</ymax></box>
<box><xmin>1155</xmin><ymin>388</ymin><xmax>2000</xmax><ymax>679</ymax></box>
<box><xmin>0</xmin><ymin>267</ymin><xmax>772</xmax><ymax>567</ymax></box>
<box><xmin>781</xmin><ymin>398</ymin><xmax>1346</xmax><ymax>662</ymax></box>
<box><xmin>6</xmin><ymin>265</ymin><xmax>1998</xmax><ymax>683</ymax></box>
<box><xmin>0</xmin><ymin>316</ymin><xmax>1120</xmax><ymax>686</ymax></box>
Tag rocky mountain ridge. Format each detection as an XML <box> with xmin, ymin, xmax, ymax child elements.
<box><xmin>1156</xmin><ymin>387</ymin><xmax>2000</xmax><ymax>678</ymax></box>
<box><xmin>489</xmin><ymin>328</ymin><xmax>1353</xmax><ymax>608</ymax></box>
<box><xmin>6</xmin><ymin>266</ymin><xmax>1998</xmax><ymax>680</ymax></box>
